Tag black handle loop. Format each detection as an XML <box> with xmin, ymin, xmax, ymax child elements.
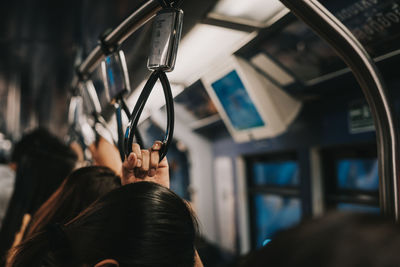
<box><xmin>115</xmin><ymin>98</ymin><xmax>145</xmax><ymax>161</ymax></box>
<box><xmin>115</xmin><ymin>105</ymin><xmax>125</xmax><ymax>161</ymax></box>
<box><xmin>124</xmin><ymin>70</ymin><xmax>174</xmax><ymax>161</ymax></box>
<box><xmin>119</xmin><ymin>98</ymin><xmax>145</xmax><ymax>147</ymax></box>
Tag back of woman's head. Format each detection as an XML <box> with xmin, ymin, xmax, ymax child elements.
<box><xmin>25</xmin><ymin>166</ymin><xmax>121</xmax><ymax>239</ymax></box>
<box><xmin>9</xmin><ymin>127</ymin><xmax>78</xmax><ymax>212</ymax></box>
<box><xmin>10</xmin><ymin>182</ymin><xmax>198</xmax><ymax>267</ymax></box>
<box><xmin>240</xmin><ymin>212</ymin><xmax>400</xmax><ymax>267</ymax></box>
<box><xmin>11</xmin><ymin>128</ymin><xmax>72</xmax><ymax>163</ymax></box>
<box><xmin>0</xmin><ymin>128</ymin><xmax>77</xmax><ymax>261</ymax></box>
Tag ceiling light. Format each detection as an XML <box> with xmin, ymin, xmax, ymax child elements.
<box><xmin>210</xmin><ymin>0</ymin><xmax>287</xmax><ymax>26</ymax></box>
<box><xmin>168</xmin><ymin>24</ymin><xmax>255</xmax><ymax>85</ymax></box>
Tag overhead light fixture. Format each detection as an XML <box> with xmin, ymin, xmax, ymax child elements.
<box><xmin>209</xmin><ymin>0</ymin><xmax>288</xmax><ymax>27</ymax></box>
<box><xmin>168</xmin><ymin>24</ymin><xmax>255</xmax><ymax>86</ymax></box>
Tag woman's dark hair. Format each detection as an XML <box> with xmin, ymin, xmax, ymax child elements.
<box><xmin>0</xmin><ymin>128</ymin><xmax>77</xmax><ymax>262</ymax></box>
<box><xmin>238</xmin><ymin>212</ymin><xmax>400</xmax><ymax>267</ymax></box>
<box><xmin>9</xmin><ymin>182</ymin><xmax>198</xmax><ymax>267</ymax></box>
<box><xmin>24</xmin><ymin>166</ymin><xmax>121</xmax><ymax>239</ymax></box>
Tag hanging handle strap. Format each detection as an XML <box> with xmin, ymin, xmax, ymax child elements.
<box><xmin>124</xmin><ymin>70</ymin><xmax>174</xmax><ymax>161</ymax></box>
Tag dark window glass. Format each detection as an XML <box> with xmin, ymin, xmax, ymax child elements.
<box><xmin>336</xmin><ymin>158</ymin><xmax>379</xmax><ymax>191</ymax></box>
<box><xmin>322</xmin><ymin>0</ymin><xmax>400</xmax><ymax>57</ymax></box>
<box><xmin>337</xmin><ymin>203</ymin><xmax>380</xmax><ymax>214</ymax></box>
<box><xmin>252</xmin><ymin>161</ymin><xmax>300</xmax><ymax>186</ymax></box>
<box><xmin>253</xmin><ymin>195</ymin><xmax>301</xmax><ymax>248</ymax></box>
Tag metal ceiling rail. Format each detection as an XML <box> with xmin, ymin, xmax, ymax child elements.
<box><xmin>75</xmin><ymin>0</ymin><xmax>163</xmax><ymax>81</ymax></box>
<box><xmin>279</xmin><ymin>0</ymin><xmax>400</xmax><ymax>220</ymax></box>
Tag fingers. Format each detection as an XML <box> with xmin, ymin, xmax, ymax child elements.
<box><xmin>122</xmin><ymin>153</ymin><xmax>137</xmax><ymax>169</ymax></box>
<box><xmin>151</xmin><ymin>141</ymin><xmax>163</xmax><ymax>151</ymax></box>
<box><xmin>149</xmin><ymin>150</ymin><xmax>159</xmax><ymax>177</ymax></box>
<box><xmin>128</xmin><ymin>152</ymin><xmax>138</xmax><ymax>167</ymax></box>
<box><xmin>121</xmin><ymin>153</ymin><xmax>138</xmax><ymax>185</ymax></box>
<box><xmin>125</xmin><ymin>141</ymin><xmax>164</xmax><ymax>179</ymax></box>
<box><xmin>131</xmin><ymin>143</ymin><xmax>142</xmax><ymax>168</ymax></box>
<box><xmin>141</xmin><ymin>150</ymin><xmax>150</xmax><ymax>172</ymax></box>
<box><xmin>134</xmin><ymin>149</ymin><xmax>150</xmax><ymax>179</ymax></box>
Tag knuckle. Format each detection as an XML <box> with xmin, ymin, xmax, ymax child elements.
<box><xmin>141</xmin><ymin>165</ymin><xmax>149</xmax><ymax>171</ymax></box>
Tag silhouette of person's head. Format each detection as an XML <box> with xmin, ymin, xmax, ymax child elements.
<box><xmin>240</xmin><ymin>212</ymin><xmax>400</xmax><ymax>267</ymax></box>
<box><xmin>0</xmin><ymin>128</ymin><xmax>77</xmax><ymax>261</ymax></box>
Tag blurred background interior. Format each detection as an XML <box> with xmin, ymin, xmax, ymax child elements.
<box><xmin>1</xmin><ymin>0</ymin><xmax>400</xmax><ymax>264</ymax></box>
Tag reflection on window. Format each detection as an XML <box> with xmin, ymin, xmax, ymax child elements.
<box><xmin>336</xmin><ymin>159</ymin><xmax>379</xmax><ymax>191</ymax></box>
<box><xmin>258</xmin><ymin>0</ymin><xmax>400</xmax><ymax>83</ymax></box>
<box><xmin>252</xmin><ymin>161</ymin><xmax>299</xmax><ymax>186</ymax></box>
<box><xmin>337</xmin><ymin>203</ymin><xmax>380</xmax><ymax>214</ymax></box>
<box><xmin>260</xmin><ymin>21</ymin><xmax>345</xmax><ymax>82</ymax></box>
<box><xmin>253</xmin><ymin>195</ymin><xmax>301</xmax><ymax>248</ymax></box>
<box><xmin>321</xmin><ymin>0</ymin><xmax>400</xmax><ymax>57</ymax></box>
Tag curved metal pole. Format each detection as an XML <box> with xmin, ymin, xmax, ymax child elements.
<box><xmin>104</xmin><ymin>0</ymin><xmax>162</xmax><ymax>47</ymax></box>
<box><xmin>77</xmin><ymin>0</ymin><xmax>163</xmax><ymax>78</ymax></box>
<box><xmin>279</xmin><ymin>0</ymin><xmax>400</xmax><ymax>220</ymax></box>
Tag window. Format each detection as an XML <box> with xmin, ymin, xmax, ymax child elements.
<box><xmin>246</xmin><ymin>153</ymin><xmax>302</xmax><ymax>249</ymax></box>
<box><xmin>322</xmin><ymin>144</ymin><xmax>379</xmax><ymax>213</ymax></box>
<box><xmin>252</xmin><ymin>194</ymin><xmax>301</xmax><ymax>248</ymax></box>
<box><xmin>336</xmin><ymin>203</ymin><xmax>380</xmax><ymax>214</ymax></box>
<box><xmin>252</xmin><ymin>161</ymin><xmax>299</xmax><ymax>186</ymax></box>
<box><xmin>336</xmin><ymin>158</ymin><xmax>378</xmax><ymax>191</ymax></box>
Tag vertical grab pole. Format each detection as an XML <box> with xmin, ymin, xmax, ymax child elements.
<box><xmin>279</xmin><ymin>0</ymin><xmax>400</xmax><ymax>220</ymax></box>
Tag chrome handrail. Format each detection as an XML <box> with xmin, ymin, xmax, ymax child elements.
<box><xmin>279</xmin><ymin>0</ymin><xmax>400</xmax><ymax>220</ymax></box>
<box><xmin>74</xmin><ymin>0</ymin><xmax>163</xmax><ymax>84</ymax></box>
